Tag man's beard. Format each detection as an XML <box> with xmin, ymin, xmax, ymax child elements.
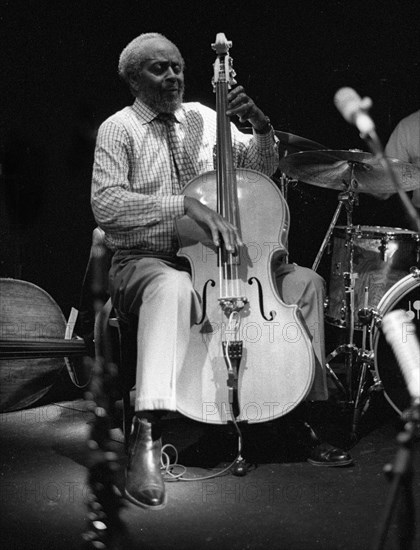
<box><xmin>138</xmin><ymin>84</ymin><xmax>184</xmax><ymax>113</ymax></box>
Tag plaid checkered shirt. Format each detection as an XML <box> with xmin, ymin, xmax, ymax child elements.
<box><xmin>91</xmin><ymin>98</ymin><xmax>279</xmax><ymax>254</ymax></box>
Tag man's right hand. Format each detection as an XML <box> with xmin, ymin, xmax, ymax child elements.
<box><xmin>184</xmin><ymin>196</ymin><xmax>242</xmax><ymax>253</ymax></box>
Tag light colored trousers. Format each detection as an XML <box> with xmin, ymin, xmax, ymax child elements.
<box><xmin>109</xmin><ymin>252</ymin><xmax>328</xmax><ymax>412</ymax></box>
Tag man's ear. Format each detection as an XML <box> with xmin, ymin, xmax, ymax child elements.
<box><xmin>128</xmin><ymin>73</ymin><xmax>140</xmax><ymax>94</ymax></box>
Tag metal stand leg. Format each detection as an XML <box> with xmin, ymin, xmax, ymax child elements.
<box><xmin>326</xmin><ymin>264</ymin><xmax>359</xmax><ymax>403</ymax></box>
<box><xmin>321</xmin><ymin>173</ymin><xmax>378</xmax><ymax>436</ymax></box>
<box><xmin>350</xmin><ymin>350</ymin><xmax>375</xmax><ymax>439</ymax></box>
<box><xmin>371</xmin><ymin>409</ymin><xmax>419</xmax><ymax>550</ymax></box>
<box><xmin>350</xmin><ymin>286</ymin><xmax>381</xmax><ymax>439</ymax></box>
<box><xmin>312</xmin><ymin>199</ymin><xmax>345</xmax><ymax>272</ymax></box>
<box><xmin>325</xmin><ymin>351</ymin><xmax>348</xmax><ymax>398</ymax></box>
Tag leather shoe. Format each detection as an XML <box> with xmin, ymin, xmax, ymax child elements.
<box><xmin>289</xmin><ymin>418</ymin><xmax>354</xmax><ymax>467</ymax></box>
<box><xmin>307</xmin><ymin>442</ymin><xmax>353</xmax><ymax>467</ymax></box>
<box><xmin>125</xmin><ymin>416</ymin><xmax>166</xmax><ymax>509</ymax></box>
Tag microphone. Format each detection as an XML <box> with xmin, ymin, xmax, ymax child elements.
<box><xmin>381</xmin><ymin>309</ymin><xmax>420</xmax><ymax>405</ymax></box>
<box><xmin>334</xmin><ymin>87</ymin><xmax>375</xmax><ymax>137</ymax></box>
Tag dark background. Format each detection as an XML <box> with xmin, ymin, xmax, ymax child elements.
<box><xmin>1</xmin><ymin>0</ymin><xmax>419</xmax><ymax>319</ymax></box>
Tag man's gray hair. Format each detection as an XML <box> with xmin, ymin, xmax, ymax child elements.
<box><xmin>118</xmin><ymin>33</ymin><xmax>184</xmax><ymax>85</ymax></box>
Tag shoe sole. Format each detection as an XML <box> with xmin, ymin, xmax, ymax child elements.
<box><xmin>124</xmin><ymin>488</ymin><xmax>168</xmax><ymax>510</ymax></box>
<box><xmin>307</xmin><ymin>458</ymin><xmax>354</xmax><ymax>467</ymax></box>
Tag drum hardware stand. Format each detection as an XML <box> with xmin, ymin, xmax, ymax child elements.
<box><xmin>350</xmin><ymin>346</ymin><xmax>379</xmax><ymax>439</ymax></box>
<box><xmin>315</xmin><ymin>172</ymin><xmax>377</xmax><ymax>436</ymax></box>
<box><xmin>324</xmin><ymin>270</ymin><xmax>360</xmax><ymax>405</ymax></box>
<box><xmin>277</xmin><ymin>171</ymin><xmax>292</xmax><ymax>203</ymax></box>
<box><xmin>325</xmin><ymin>264</ymin><xmax>360</xmax><ymax>406</ymax></box>
<box><xmin>274</xmin><ymin>146</ymin><xmax>294</xmax><ymax>203</ymax></box>
<box><xmin>325</xmin><ymin>352</ymin><xmax>349</xmax><ymax>399</ymax></box>
<box><xmin>335</xmin><ymin>287</ymin><xmax>384</xmax><ymax>439</ymax></box>
<box><xmin>312</xmin><ymin>172</ymin><xmax>359</xmax><ymax>273</ymax></box>
<box><xmin>371</xmin><ymin>403</ymin><xmax>419</xmax><ymax>550</ymax></box>
<box><xmin>350</xmin><ymin>287</ymin><xmax>374</xmax><ymax>438</ymax></box>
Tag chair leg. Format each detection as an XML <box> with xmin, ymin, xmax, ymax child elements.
<box><xmin>93</xmin><ymin>296</ymin><xmax>138</xmax><ymax>454</ymax></box>
<box><xmin>115</xmin><ymin>317</ymin><xmax>137</xmax><ymax>452</ymax></box>
<box><xmin>122</xmin><ymin>389</ymin><xmax>133</xmax><ymax>452</ymax></box>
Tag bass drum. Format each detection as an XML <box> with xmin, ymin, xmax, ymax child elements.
<box><xmin>371</xmin><ymin>270</ymin><xmax>420</xmax><ymax>415</ymax></box>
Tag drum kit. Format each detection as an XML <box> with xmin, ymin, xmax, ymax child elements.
<box><xmin>275</xmin><ymin>131</ymin><xmax>420</xmax><ymax>437</ymax></box>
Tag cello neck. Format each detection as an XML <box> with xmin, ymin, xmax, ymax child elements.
<box><xmin>212</xmin><ymin>34</ymin><xmax>238</xmax><ymax>228</ymax></box>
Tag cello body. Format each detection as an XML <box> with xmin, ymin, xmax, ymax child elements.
<box><xmin>0</xmin><ymin>278</ymin><xmax>67</xmax><ymax>411</ymax></box>
<box><xmin>176</xmin><ymin>170</ymin><xmax>315</xmax><ymax>424</ymax></box>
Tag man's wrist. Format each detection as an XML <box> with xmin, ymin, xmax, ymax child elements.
<box><xmin>252</xmin><ymin>115</ymin><xmax>272</xmax><ymax>135</ymax></box>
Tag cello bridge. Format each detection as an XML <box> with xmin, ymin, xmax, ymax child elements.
<box><xmin>219</xmin><ymin>296</ymin><xmax>248</xmax><ymax>314</ymax></box>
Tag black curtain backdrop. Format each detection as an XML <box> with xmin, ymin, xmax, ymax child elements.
<box><xmin>1</xmin><ymin>0</ymin><xmax>419</xmax><ymax>317</ymax></box>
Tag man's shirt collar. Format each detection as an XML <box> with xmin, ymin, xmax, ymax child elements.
<box><xmin>132</xmin><ymin>97</ymin><xmax>185</xmax><ymax>125</ymax></box>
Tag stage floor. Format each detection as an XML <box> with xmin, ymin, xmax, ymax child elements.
<box><xmin>0</xmin><ymin>396</ymin><xmax>419</xmax><ymax>550</ymax></box>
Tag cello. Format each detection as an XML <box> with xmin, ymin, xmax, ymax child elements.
<box><xmin>175</xmin><ymin>34</ymin><xmax>315</xmax><ymax>424</ymax></box>
<box><xmin>0</xmin><ymin>278</ymin><xmax>87</xmax><ymax>412</ymax></box>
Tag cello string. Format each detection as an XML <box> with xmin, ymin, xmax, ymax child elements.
<box><xmin>218</xmin><ymin>247</ymin><xmax>223</xmax><ymax>297</ymax></box>
<box><xmin>215</xmin><ymin>54</ymin><xmax>243</xmax><ymax>304</ymax></box>
<box><xmin>220</xmin><ymin>76</ymin><xmax>232</xmax><ymax>301</ymax></box>
<box><xmin>223</xmin><ymin>252</ymin><xmax>228</xmax><ymax>298</ymax></box>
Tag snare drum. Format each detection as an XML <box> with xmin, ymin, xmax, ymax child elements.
<box><xmin>326</xmin><ymin>225</ymin><xmax>419</xmax><ymax>329</ymax></box>
<box><xmin>371</xmin><ymin>270</ymin><xmax>420</xmax><ymax>415</ymax></box>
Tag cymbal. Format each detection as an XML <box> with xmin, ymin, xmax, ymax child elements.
<box><xmin>278</xmin><ymin>150</ymin><xmax>420</xmax><ymax>194</ymax></box>
<box><xmin>274</xmin><ymin>131</ymin><xmax>327</xmax><ymax>154</ymax></box>
<box><xmin>241</xmin><ymin>127</ymin><xmax>327</xmax><ymax>153</ymax></box>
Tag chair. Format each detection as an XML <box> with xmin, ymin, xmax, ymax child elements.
<box><xmin>80</xmin><ymin>227</ymin><xmax>137</xmax><ymax>448</ymax></box>
<box><xmin>94</xmin><ymin>298</ymin><xmax>137</xmax><ymax>448</ymax></box>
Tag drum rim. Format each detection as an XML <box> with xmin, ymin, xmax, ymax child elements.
<box><xmin>371</xmin><ymin>271</ymin><xmax>420</xmax><ymax>415</ymax></box>
<box><xmin>333</xmin><ymin>225</ymin><xmax>419</xmax><ymax>238</ymax></box>
<box><xmin>372</xmin><ymin>271</ymin><xmax>420</xmax><ymax>324</ymax></box>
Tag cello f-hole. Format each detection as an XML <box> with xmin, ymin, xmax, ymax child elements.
<box><xmin>194</xmin><ymin>279</ymin><xmax>216</xmax><ymax>325</ymax></box>
<box><xmin>248</xmin><ymin>277</ymin><xmax>276</xmax><ymax>321</ymax></box>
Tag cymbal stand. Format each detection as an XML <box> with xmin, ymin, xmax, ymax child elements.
<box><xmin>312</xmin><ymin>178</ymin><xmax>358</xmax><ymax>273</ymax></box>
<box><xmin>276</xmin><ymin>146</ymin><xmax>290</xmax><ymax>202</ymax></box>
<box><xmin>277</xmin><ymin>171</ymin><xmax>290</xmax><ymax>203</ymax></box>
<box><xmin>312</xmin><ymin>167</ymin><xmax>358</xmax><ymax>394</ymax></box>
<box><xmin>318</xmin><ymin>168</ymin><xmax>375</xmax><ymax>429</ymax></box>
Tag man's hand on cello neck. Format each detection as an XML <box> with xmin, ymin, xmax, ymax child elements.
<box><xmin>226</xmin><ymin>85</ymin><xmax>272</xmax><ymax>134</ymax></box>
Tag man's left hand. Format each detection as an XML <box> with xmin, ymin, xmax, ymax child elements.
<box><xmin>226</xmin><ymin>85</ymin><xmax>269</xmax><ymax>133</ymax></box>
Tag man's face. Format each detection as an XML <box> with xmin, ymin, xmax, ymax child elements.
<box><xmin>132</xmin><ymin>38</ymin><xmax>185</xmax><ymax>113</ymax></box>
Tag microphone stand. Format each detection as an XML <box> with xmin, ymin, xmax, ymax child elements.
<box><xmin>82</xmin><ymin>242</ymin><xmax>126</xmax><ymax>550</ymax></box>
<box><xmin>364</xmin><ymin>127</ymin><xmax>420</xmax><ymax>547</ymax></box>
<box><xmin>371</xmin><ymin>402</ymin><xmax>419</xmax><ymax>550</ymax></box>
